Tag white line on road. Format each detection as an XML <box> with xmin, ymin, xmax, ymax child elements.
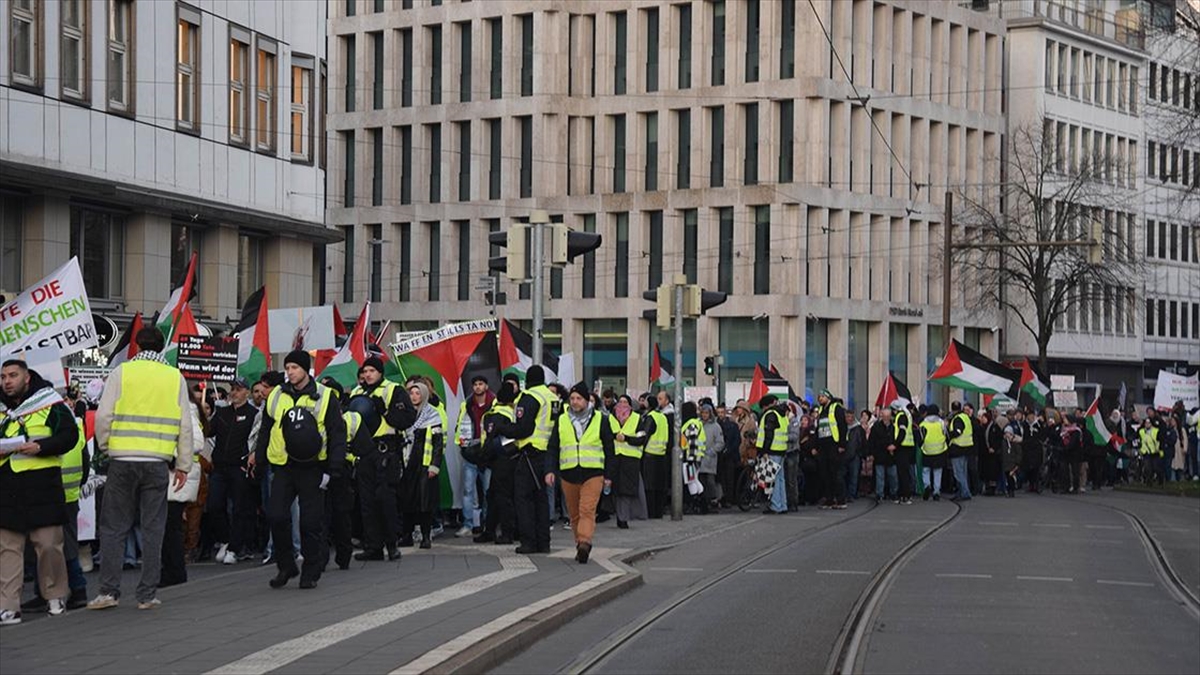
<box><xmin>1085</xmin><ymin>524</ymin><xmax>1124</xmax><ymax>530</ymax></box>
<box><xmin>978</xmin><ymin>521</ymin><xmax>1019</xmax><ymax>527</ymax></box>
<box><xmin>650</xmin><ymin>567</ymin><xmax>705</xmax><ymax>572</ymax></box>
<box><xmin>205</xmin><ymin>554</ymin><xmax>538</xmax><ymax>675</ymax></box>
<box><xmin>1032</xmin><ymin>523</ymin><xmax>1072</xmax><ymax>528</ymax></box>
<box><xmin>1096</xmin><ymin>579</ymin><xmax>1156</xmax><ymax>587</ymax></box>
<box><xmin>391</xmin><ymin>557</ymin><xmax>626</xmax><ymax>674</ymax></box>
<box><xmin>1016</xmin><ymin>575</ymin><xmax>1074</xmax><ymax>582</ymax></box>
<box><xmin>935</xmin><ymin>573</ymin><xmax>994</xmax><ymax>579</ymax></box>
<box><xmin>816</xmin><ymin>570</ymin><xmax>872</xmax><ymax>576</ymax></box>
<box><xmin>745</xmin><ymin>568</ymin><xmax>799</xmax><ymax>574</ymax></box>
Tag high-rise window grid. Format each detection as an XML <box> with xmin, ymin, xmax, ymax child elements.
<box><xmin>645</xmin><ymin>112</ymin><xmax>658</xmax><ymax>192</ymax></box>
<box><xmin>60</xmin><ymin>0</ymin><xmax>87</xmax><ymax>100</ymax></box>
<box><xmin>645</xmin><ymin>8</ymin><xmax>659</xmax><ymax>93</ymax></box>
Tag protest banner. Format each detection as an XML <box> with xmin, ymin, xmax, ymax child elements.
<box><xmin>1154</xmin><ymin>370</ymin><xmax>1199</xmax><ymax>410</ymax></box>
<box><xmin>267</xmin><ymin>305</ymin><xmax>336</xmax><ymax>353</ymax></box>
<box><xmin>8</xmin><ymin>345</ymin><xmax>68</xmax><ymax>389</ymax></box>
<box><xmin>176</xmin><ymin>335</ymin><xmax>239</xmax><ymax>383</ymax></box>
<box><xmin>0</xmin><ymin>258</ymin><xmax>98</xmax><ymax>358</ymax></box>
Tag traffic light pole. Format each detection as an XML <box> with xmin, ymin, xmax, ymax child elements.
<box><xmin>530</xmin><ymin>211</ymin><xmax>548</xmax><ymax>367</ymax></box>
<box><xmin>671</xmin><ymin>281</ymin><xmax>685</xmax><ymax>521</ymax></box>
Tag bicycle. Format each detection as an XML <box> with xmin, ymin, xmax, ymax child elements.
<box><xmin>736</xmin><ymin>457</ymin><xmax>774</xmax><ymax>512</ymax></box>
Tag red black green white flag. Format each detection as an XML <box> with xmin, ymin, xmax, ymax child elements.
<box><xmin>875</xmin><ymin>371</ymin><xmax>914</xmax><ymax>409</ymax></box>
<box><xmin>1085</xmin><ymin>394</ymin><xmax>1124</xmax><ymax>448</ymax></box>
<box><xmin>748</xmin><ymin>363</ymin><xmax>791</xmax><ymax>404</ymax></box>
<box><xmin>235</xmin><ymin>286</ymin><xmax>271</xmax><ymax>384</ymax></box>
<box><xmin>156</xmin><ymin>251</ymin><xmax>198</xmax><ymax>345</ymax></box>
<box><xmin>1018</xmin><ymin>358</ymin><xmax>1051</xmax><ymax>407</ymax></box>
<box><xmin>498</xmin><ymin>319</ymin><xmax>574</xmax><ymax>384</ymax></box>
<box><xmin>106</xmin><ymin>312</ymin><xmax>144</xmax><ymax>368</ymax></box>
<box><xmin>318</xmin><ymin>303</ymin><xmax>369</xmax><ymax>388</ymax></box>
<box><xmin>929</xmin><ymin>339</ymin><xmax>1020</xmax><ymax>398</ymax></box>
<box><xmin>649</xmin><ymin>343</ymin><xmax>675</xmax><ymax>387</ymax></box>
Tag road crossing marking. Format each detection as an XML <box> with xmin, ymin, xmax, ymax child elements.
<box><xmin>391</xmin><ymin>557</ymin><xmax>627</xmax><ymax>674</ymax></box>
<box><xmin>1096</xmin><ymin>579</ymin><xmax>1155</xmax><ymax>587</ymax></box>
<box><xmin>205</xmin><ymin>553</ymin><xmax>538</xmax><ymax>675</ymax></box>
<box><xmin>977</xmin><ymin>521</ymin><xmax>1019</xmax><ymax>526</ymax></box>
<box><xmin>816</xmin><ymin>569</ymin><xmax>871</xmax><ymax>575</ymax></box>
<box><xmin>650</xmin><ymin>567</ymin><xmax>705</xmax><ymax>572</ymax></box>
<box><xmin>1085</xmin><ymin>524</ymin><xmax>1124</xmax><ymax>530</ymax></box>
<box><xmin>1016</xmin><ymin>575</ymin><xmax>1074</xmax><ymax>582</ymax></box>
<box><xmin>745</xmin><ymin>568</ymin><xmax>799</xmax><ymax>574</ymax></box>
<box><xmin>1032</xmin><ymin>523</ymin><xmax>1072</xmax><ymax>528</ymax></box>
<box><xmin>935</xmin><ymin>573</ymin><xmax>994</xmax><ymax>579</ymax></box>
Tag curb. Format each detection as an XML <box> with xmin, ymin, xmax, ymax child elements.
<box><xmin>424</xmin><ymin>552</ymin><xmax>648</xmax><ymax>675</ymax></box>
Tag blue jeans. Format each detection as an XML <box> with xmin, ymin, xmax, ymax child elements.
<box><xmin>768</xmin><ymin>455</ymin><xmax>788</xmax><ymax>512</ymax></box>
<box><xmin>875</xmin><ymin>464</ymin><xmax>897</xmax><ymax>499</ymax></box>
<box><xmin>844</xmin><ymin>455</ymin><xmax>862</xmax><ymax>500</ymax></box>
<box><xmin>461</xmin><ymin>460</ymin><xmax>491</xmax><ymax>529</ymax></box>
<box><xmin>951</xmin><ymin>456</ymin><xmax>971</xmax><ymax>499</ymax></box>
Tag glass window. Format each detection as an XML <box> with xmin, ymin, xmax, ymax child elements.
<box><xmin>520</xmin><ymin>14</ymin><xmax>533</xmax><ymax>96</ymax></box>
<box><xmin>235</xmin><ymin>232</ymin><xmax>266</xmax><ymax>308</ymax></box>
<box><xmin>343</xmin><ymin>131</ymin><xmax>355</xmax><ymax>207</ymax></box>
<box><xmin>401</xmin><ymin>28</ymin><xmax>413</xmax><ymax>107</ymax></box>
<box><xmin>344</xmin><ymin>34</ymin><xmax>356</xmax><ymax>112</ymax></box>
<box><xmin>107</xmin><ymin>0</ymin><xmax>133</xmax><ymax>111</ymax></box>
<box><xmin>614</xmin><ymin>11</ymin><xmax>627</xmax><ymax>95</ymax></box>
<box><xmin>711</xmin><ymin>0</ymin><xmax>725</xmax><ymax>86</ymax></box>
<box><xmin>458</xmin><ymin>121</ymin><xmax>471</xmax><ymax>201</ymax></box>
<box><xmin>169</xmin><ymin>223</ymin><xmax>200</xmax><ymax>296</ymax></box>
<box><xmin>10</xmin><ymin>0</ymin><xmax>39</xmax><ymax>87</ymax></box>
<box><xmin>847</xmin><ymin>321</ymin><xmax>870</xmax><ymax>411</ymax></box>
<box><xmin>709</xmin><ymin>106</ymin><xmax>724</xmax><ymax>187</ymax></box>
<box><xmin>61</xmin><ymin>0</ymin><xmax>87</xmax><ymax>99</ymax></box>
<box><xmin>754</xmin><ymin>205</ymin><xmax>770</xmax><ymax>294</ymax></box>
<box><xmin>645</xmin><ymin>112</ymin><xmax>658</xmax><ymax>191</ymax></box>
<box><xmin>291</xmin><ymin>62</ymin><xmax>313</xmax><ymax>161</ymax></box>
<box><xmin>489</xmin><ymin>18</ymin><xmax>502</xmax><ymax>99</ymax></box>
<box><xmin>677</xmin><ymin>109</ymin><xmax>691</xmax><ymax>189</ymax></box>
<box><xmin>683</xmin><ymin>209</ymin><xmax>698</xmax><ymax>284</ymax></box>
<box><xmin>615</xmin><ymin>213</ymin><xmax>629</xmax><ymax>297</ymax></box>
<box><xmin>888</xmin><ymin>323</ymin><xmax>908</xmax><ymax>384</ymax></box>
<box><xmin>400</xmin><ymin>125</ymin><xmax>413</xmax><ymax>204</ymax></box>
<box><xmin>0</xmin><ymin>197</ymin><xmax>22</xmax><ymax>293</ymax></box>
<box><xmin>70</xmin><ymin>207</ymin><xmax>124</xmax><ymax>300</ymax></box>
<box><xmin>459</xmin><ymin>21</ymin><xmax>472</xmax><ymax>102</ymax></box>
<box><xmin>648</xmin><ymin>211</ymin><xmax>663</xmax><ymax>288</ymax></box>
<box><xmin>428</xmin><ymin>124</ymin><xmax>442</xmax><ymax>203</ymax></box>
<box><xmin>745</xmin><ymin>0</ymin><xmax>759</xmax><ymax>83</ymax></box>
<box><xmin>428</xmin><ymin>222</ymin><xmax>441</xmax><ymax>302</ymax></box>
<box><xmin>371</xmin><ymin>127</ymin><xmax>383</xmax><ymax>205</ymax></box>
<box><xmin>346</xmin><ymin>0</ymin><xmax>355</xmax><ymax>17</ymax></box>
<box><xmin>613</xmin><ymin>114</ymin><xmax>627</xmax><ymax>192</ymax></box>
<box><xmin>519</xmin><ymin>116</ymin><xmax>533</xmax><ymax>198</ymax></box>
<box><xmin>718</xmin><ymin>206</ymin><xmax>734</xmax><ymax>293</ymax></box>
<box><xmin>678</xmin><ymin>4</ymin><xmax>691</xmax><ymax>89</ymax></box>
<box><xmin>229</xmin><ymin>34</ymin><xmax>250</xmax><ymax>144</ymax></box>
<box><xmin>780</xmin><ymin>0</ymin><xmax>795</xmax><ymax>78</ymax></box>
<box><xmin>399</xmin><ymin>222</ymin><xmax>412</xmax><ymax>301</ymax></box>
<box><xmin>429</xmin><ymin>25</ymin><xmax>442</xmax><ymax>104</ymax></box>
<box><xmin>176</xmin><ymin>10</ymin><xmax>200</xmax><ymax>130</ymax></box>
<box><xmin>778</xmin><ymin>100</ymin><xmax>794</xmax><ymax>183</ymax></box>
<box><xmin>645</xmin><ymin>8</ymin><xmax>659</xmax><ymax>93</ymax></box>
<box><xmin>341</xmin><ymin>226</ymin><xmax>355</xmax><ymax>303</ymax></box>
<box><xmin>456</xmin><ymin>221</ymin><xmax>470</xmax><ymax>301</ymax></box>
<box><xmin>582</xmin><ymin>214</ymin><xmax>597</xmax><ymax>298</ymax></box>
<box><xmin>720</xmin><ymin>317</ymin><xmax>769</xmax><ymax>383</ymax></box>
<box><xmin>744</xmin><ymin>103</ymin><xmax>759</xmax><ymax>185</ymax></box>
<box><xmin>256</xmin><ymin>40</ymin><xmax>278</xmax><ymax>152</ymax></box>
<box><xmin>488</xmin><ymin>118</ymin><xmax>501</xmax><ymax>199</ymax></box>
<box><xmin>584</xmin><ymin>319</ymin><xmax>629</xmax><ymax>391</ymax></box>
<box><xmin>372</xmin><ymin>31</ymin><xmax>384</xmax><ymax>109</ymax></box>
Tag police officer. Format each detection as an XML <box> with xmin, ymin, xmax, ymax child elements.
<box><xmin>350</xmin><ymin>357</ymin><xmax>414</xmax><ymax>560</ymax></box>
<box><xmin>640</xmin><ymin>395</ymin><xmax>671</xmax><ymax>518</ymax></box>
<box><xmin>893</xmin><ymin>404</ymin><xmax>917</xmax><ymax>504</ymax></box>
<box><xmin>474</xmin><ymin>380</ymin><xmax>521</xmax><ymax>545</ymax></box>
<box><xmin>919</xmin><ymin>405</ymin><xmax>948</xmax><ymax>501</ymax></box>
<box><xmin>318</xmin><ymin>378</ymin><xmax>356</xmax><ymax>570</ymax></box>
<box><xmin>814</xmin><ymin>389</ymin><xmax>848</xmax><ymax>509</ymax></box>
<box><xmin>253</xmin><ymin>350</ymin><xmax>346</xmax><ymax>590</ymax></box>
<box><xmin>0</xmin><ymin>361</ymin><xmax>79</xmax><ymax>624</ymax></box>
<box><xmin>947</xmin><ymin>401</ymin><xmax>973</xmax><ymax>502</ymax></box>
<box><xmin>510</xmin><ymin>366</ymin><xmax>557</xmax><ymax>554</ymax></box>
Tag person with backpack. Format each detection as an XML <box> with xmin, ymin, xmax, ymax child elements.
<box><xmin>253</xmin><ymin>351</ymin><xmax>346</xmax><ymax>590</ymax></box>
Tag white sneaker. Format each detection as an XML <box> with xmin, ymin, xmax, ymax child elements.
<box><xmin>137</xmin><ymin>598</ymin><xmax>162</xmax><ymax>610</ymax></box>
<box><xmin>47</xmin><ymin>598</ymin><xmax>66</xmax><ymax>616</ymax></box>
<box><xmin>222</xmin><ymin>550</ymin><xmax>237</xmax><ymax>565</ymax></box>
<box><xmin>0</xmin><ymin>610</ymin><xmax>20</xmax><ymax>625</ymax></box>
<box><xmin>215</xmin><ymin>543</ymin><xmax>229</xmax><ymax>562</ymax></box>
<box><xmin>87</xmin><ymin>594</ymin><xmax>119</xmax><ymax>610</ymax></box>
<box><xmin>455</xmin><ymin>526</ymin><xmax>472</xmax><ymax>538</ymax></box>
<box><xmin>431</xmin><ymin>524</ymin><xmax>444</xmax><ymax>538</ymax></box>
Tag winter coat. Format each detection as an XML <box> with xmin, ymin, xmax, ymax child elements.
<box><xmin>701</xmin><ymin>419</ymin><xmax>724</xmax><ymax>475</ymax></box>
<box><xmin>0</xmin><ymin>375</ymin><xmax>79</xmax><ymax>532</ymax></box>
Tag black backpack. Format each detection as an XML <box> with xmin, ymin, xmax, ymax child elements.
<box><xmin>281</xmin><ymin>398</ymin><xmax>323</xmax><ymax>463</ymax></box>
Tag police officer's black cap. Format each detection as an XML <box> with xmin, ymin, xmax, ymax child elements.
<box><xmin>359</xmin><ymin>356</ymin><xmax>385</xmax><ymax>374</ymax></box>
<box><xmin>525</xmin><ymin>365</ymin><xmax>546</xmax><ymax>387</ymax></box>
<box><xmin>284</xmin><ymin>350</ymin><xmax>312</xmax><ymax>372</ymax></box>
<box><xmin>497</xmin><ymin>381</ymin><xmax>518</xmax><ymax>404</ymax></box>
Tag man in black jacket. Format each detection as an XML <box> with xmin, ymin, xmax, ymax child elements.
<box><xmin>1</xmin><ymin>361</ymin><xmax>79</xmax><ymax>623</ymax></box>
<box><xmin>814</xmin><ymin>390</ymin><xmax>848</xmax><ymax>509</ymax></box>
<box><xmin>510</xmin><ymin>366</ymin><xmax>557</xmax><ymax>554</ymax></box>
<box><xmin>206</xmin><ymin>377</ymin><xmax>257</xmax><ymax>564</ymax></box>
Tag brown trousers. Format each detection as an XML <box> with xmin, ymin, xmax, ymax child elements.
<box><xmin>560</xmin><ymin>476</ymin><xmax>605</xmax><ymax>546</ymax></box>
<box><xmin>0</xmin><ymin>526</ymin><xmax>67</xmax><ymax>611</ymax></box>
<box><xmin>184</xmin><ymin>459</ymin><xmax>211</xmax><ymax>555</ymax></box>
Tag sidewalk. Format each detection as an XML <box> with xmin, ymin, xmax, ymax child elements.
<box><xmin>0</xmin><ymin>510</ymin><xmax>761</xmax><ymax>675</ymax></box>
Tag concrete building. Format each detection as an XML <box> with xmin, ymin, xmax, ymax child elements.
<box><xmin>328</xmin><ymin>0</ymin><xmax>1007</xmax><ymax>408</ymax></box>
<box><xmin>1</xmin><ymin>0</ymin><xmax>335</xmax><ymax>358</ymax></box>
<box><xmin>995</xmin><ymin>0</ymin><xmax>1198</xmax><ymax>400</ymax></box>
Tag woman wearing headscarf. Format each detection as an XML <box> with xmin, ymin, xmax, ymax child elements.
<box><xmin>699</xmin><ymin>403</ymin><xmax>725</xmax><ymax>512</ymax></box>
<box><xmin>547</xmin><ymin>383</ymin><xmax>615</xmax><ymax>563</ymax></box>
<box><xmin>399</xmin><ymin>381</ymin><xmax>444</xmax><ymax>549</ymax></box>
<box><xmin>608</xmin><ymin>395</ymin><xmax>648</xmax><ymax>528</ymax></box>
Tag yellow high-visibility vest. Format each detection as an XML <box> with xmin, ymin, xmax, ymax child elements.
<box><xmin>1</xmin><ymin>406</ymin><xmax>64</xmax><ymax>473</ymax></box>
<box><xmin>1138</xmin><ymin>427</ymin><xmax>1161</xmax><ymax>457</ymax></box>
<box><xmin>950</xmin><ymin>412</ymin><xmax>974</xmax><ymax>448</ymax></box>
<box><xmin>61</xmin><ymin>420</ymin><xmax>86</xmax><ymax>503</ymax></box>
<box><xmin>266</xmin><ymin>385</ymin><xmax>333</xmax><ymax>465</ymax></box>
<box><xmin>482</xmin><ymin>404</ymin><xmax>516</xmax><ymax>445</ymax></box>
<box><xmin>681</xmin><ymin>417</ymin><xmax>708</xmax><ymax>459</ymax></box>
<box><xmin>920</xmin><ymin>419</ymin><xmax>948</xmax><ymax>456</ymax></box>
<box><xmin>610</xmin><ymin>412</ymin><xmax>643</xmax><ymax>459</ymax></box>
<box><xmin>519</xmin><ymin>385</ymin><xmax>556</xmax><ymax>452</ymax></box>
<box><xmin>756</xmin><ymin>409</ymin><xmax>789</xmax><ymax>453</ymax></box>
<box><xmin>646</xmin><ymin>410</ymin><xmax>669</xmax><ymax>455</ymax></box>
<box><xmin>108</xmin><ymin>360</ymin><xmax>183</xmax><ymax>460</ymax></box>
<box><xmin>895</xmin><ymin>410</ymin><xmax>916</xmax><ymax>447</ymax></box>
<box><xmin>817</xmin><ymin>403</ymin><xmax>842</xmax><ymax>443</ymax></box>
<box><xmin>556</xmin><ymin>411</ymin><xmax>606</xmax><ymax>471</ymax></box>
<box><xmin>351</xmin><ymin>380</ymin><xmax>400</xmax><ymax>437</ymax></box>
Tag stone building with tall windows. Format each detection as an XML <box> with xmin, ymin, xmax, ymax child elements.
<box><xmin>328</xmin><ymin>0</ymin><xmax>1010</xmax><ymax>405</ymax></box>
<box><xmin>1</xmin><ymin>0</ymin><xmax>335</xmax><ymax>356</ymax></box>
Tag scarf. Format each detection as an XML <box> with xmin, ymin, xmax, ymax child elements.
<box><xmin>614</xmin><ymin>400</ymin><xmax>633</xmax><ymax>425</ymax></box>
<box><xmin>2</xmin><ymin>385</ymin><xmax>65</xmax><ymax>423</ymax></box>
<box><xmin>568</xmin><ymin>404</ymin><xmax>593</xmax><ymax>439</ymax></box>
<box><xmin>132</xmin><ymin>350</ymin><xmax>169</xmax><ymax>365</ymax></box>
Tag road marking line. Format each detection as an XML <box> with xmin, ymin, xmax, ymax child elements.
<box><xmin>1032</xmin><ymin>523</ymin><xmax>1072</xmax><ymax>528</ymax></box>
<box><xmin>205</xmin><ymin>554</ymin><xmax>537</xmax><ymax>675</ymax></box>
<box><xmin>649</xmin><ymin>567</ymin><xmax>704</xmax><ymax>572</ymax></box>
<box><xmin>391</xmin><ymin>557</ymin><xmax>626</xmax><ymax>674</ymax></box>
<box><xmin>1016</xmin><ymin>575</ymin><xmax>1074</xmax><ymax>582</ymax></box>
<box><xmin>793</xmin><ymin>516</ymin><xmax>821</xmax><ymax>521</ymax></box>
<box><xmin>978</xmin><ymin>521</ymin><xmax>1019</xmax><ymax>527</ymax></box>
<box><xmin>816</xmin><ymin>569</ymin><xmax>871</xmax><ymax>576</ymax></box>
<box><xmin>1085</xmin><ymin>524</ymin><xmax>1124</xmax><ymax>530</ymax></box>
<box><xmin>1097</xmin><ymin>579</ymin><xmax>1155</xmax><ymax>587</ymax></box>
<box><xmin>935</xmin><ymin>573</ymin><xmax>993</xmax><ymax>579</ymax></box>
<box><xmin>745</xmin><ymin>568</ymin><xmax>799</xmax><ymax>574</ymax></box>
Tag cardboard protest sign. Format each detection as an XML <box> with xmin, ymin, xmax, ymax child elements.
<box><xmin>0</xmin><ymin>258</ymin><xmax>98</xmax><ymax>357</ymax></box>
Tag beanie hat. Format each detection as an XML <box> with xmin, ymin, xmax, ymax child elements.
<box><xmin>569</xmin><ymin>381</ymin><xmax>590</xmax><ymax>400</ymax></box>
<box><xmin>497</xmin><ymin>381</ymin><xmax>518</xmax><ymax>404</ymax></box>
<box><xmin>285</xmin><ymin>350</ymin><xmax>312</xmax><ymax>372</ymax></box>
<box><xmin>525</xmin><ymin>365</ymin><xmax>546</xmax><ymax>387</ymax></box>
<box><xmin>359</xmin><ymin>356</ymin><xmax>385</xmax><ymax>374</ymax></box>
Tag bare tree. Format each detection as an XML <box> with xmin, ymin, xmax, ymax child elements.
<box><xmin>953</xmin><ymin>118</ymin><xmax>1144</xmax><ymax>373</ymax></box>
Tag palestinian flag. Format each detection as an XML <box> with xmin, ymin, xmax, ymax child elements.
<box><xmin>164</xmin><ymin>304</ymin><xmax>199</xmax><ymax>367</ymax></box>
<box><xmin>156</xmin><ymin>251</ymin><xmax>198</xmax><ymax>344</ymax></box>
<box><xmin>1085</xmin><ymin>394</ymin><xmax>1123</xmax><ymax>448</ymax></box>
<box><xmin>984</xmin><ymin>393</ymin><xmax>1017</xmax><ymax>411</ymax></box>
<box><xmin>748</xmin><ymin>363</ymin><xmax>791</xmax><ymax>405</ymax></box>
<box><xmin>929</xmin><ymin>339</ymin><xmax>1020</xmax><ymax>398</ymax></box>
<box><xmin>875</xmin><ymin>371</ymin><xmax>914</xmax><ymax>409</ymax></box>
<box><xmin>318</xmin><ymin>303</ymin><xmax>369</xmax><ymax>388</ymax></box>
<box><xmin>393</xmin><ymin>320</ymin><xmax>501</xmax><ymax>510</ymax></box>
<box><xmin>107</xmin><ymin>312</ymin><xmax>144</xmax><ymax>368</ymax></box>
<box><xmin>650</xmin><ymin>343</ymin><xmax>675</xmax><ymax>387</ymax></box>
<box><xmin>498</xmin><ymin>319</ymin><xmax>574</xmax><ymax>384</ymax></box>
<box><xmin>314</xmin><ymin>305</ymin><xmax>348</xmax><ymax>376</ymax></box>
<box><xmin>235</xmin><ymin>287</ymin><xmax>271</xmax><ymax>383</ymax></box>
<box><xmin>1018</xmin><ymin>358</ymin><xmax>1050</xmax><ymax>407</ymax></box>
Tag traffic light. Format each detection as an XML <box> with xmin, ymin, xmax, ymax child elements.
<box><xmin>704</xmin><ymin>356</ymin><xmax>715</xmax><ymax>376</ymax></box>
<box><xmin>642</xmin><ymin>285</ymin><xmax>673</xmax><ymax>328</ymax></box>
<box><xmin>488</xmin><ymin>224</ymin><xmax>528</xmax><ymax>281</ymax></box>
<box><xmin>550</xmin><ymin>223</ymin><xmax>603</xmax><ymax>264</ymax></box>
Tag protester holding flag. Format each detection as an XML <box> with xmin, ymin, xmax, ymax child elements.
<box><xmin>0</xmin><ymin>360</ymin><xmax>79</xmax><ymax>624</ymax></box>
